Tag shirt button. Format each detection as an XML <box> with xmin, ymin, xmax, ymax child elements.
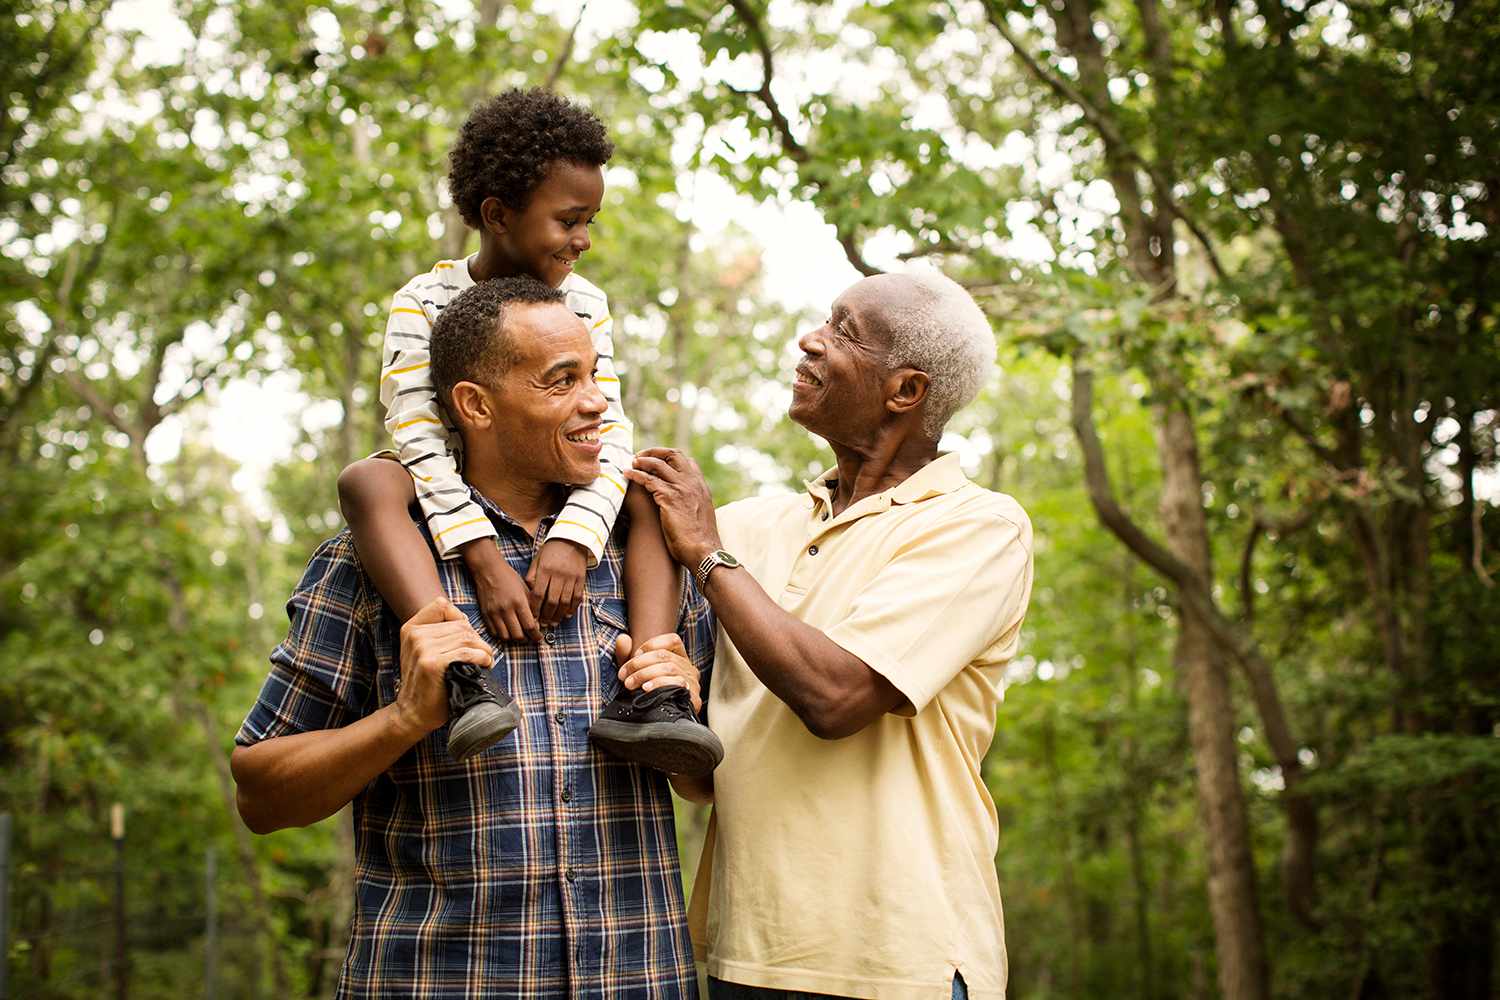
<box><xmin>544</xmin><ymin>630</ymin><xmax>558</xmax><ymax>644</ymax></box>
<box><xmin>561</xmin><ymin>787</ymin><xmax>572</xmax><ymax>802</ymax></box>
<box><xmin>822</xmin><ymin>512</ymin><xmax>829</xmax><ymax>521</ymax></box>
<box><xmin>807</xmin><ymin>544</ymin><xmax>819</xmax><ymax>556</ymax></box>
<box><xmin>554</xmin><ymin>710</ymin><xmax>566</xmax><ymax>725</ymax></box>
<box><xmin>566</xmin><ymin>868</ymin><xmax>578</xmax><ymax>882</ymax></box>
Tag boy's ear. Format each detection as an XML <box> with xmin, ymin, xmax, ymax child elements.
<box><xmin>449</xmin><ymin>381</ymin><xmax>494</xmax><ymax>430</ymax></box>
<box><xmin>884</xmin><ymin>367</ymin><xmax>929</xmax><ymax>416</ymax></box>
<box><xmin>480</xmin><ymin>196</ymin><xmax>510</xmax><ymax>236</ymax></box>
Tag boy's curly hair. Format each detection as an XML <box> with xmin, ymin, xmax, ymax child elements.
<box><xmin>447</xmin><ymin>88</ymin><xmax>614</xmax><ymax>229</ymax></box>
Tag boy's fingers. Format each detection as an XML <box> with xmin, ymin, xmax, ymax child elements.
<box><xmin>517</xmin><ymin>603</ymin><xmax>542</xmax><ymax>642</ymax></box>
<box><xmin>614</xmin><ymin>633</ymin><xmax>634</xmax><ymax>667</ymax></box>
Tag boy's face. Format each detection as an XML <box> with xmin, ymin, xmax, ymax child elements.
<box><xmin>486</xmin><ymin>161</ymin><xmax>605</xmax><ymax>288</ymax></box>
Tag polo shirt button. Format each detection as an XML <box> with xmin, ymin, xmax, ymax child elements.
<box><xmin>822</xmin><ymin>512</ymin><xmax>829</xmax><ymax>521</ymax></box>
<box><xmin>544</xmin><ymin>630</ymin><xmax>558</xmax><ymax>644</ymax></box>
<box><xmin>554</xmin><ymin>710</ymin><xmax>566</xmax><ymax>725</ymax></box>
<box><xmin>561</xmin><ymin>787</ymin><xmax>572</xmax><ymax>802</ymax></box>
<box><xmin>807</xmin><ymin>544</ymin><xmax>819</xmax><ymax>556</ymax></box>
<box><xmin>566</xmin><ymin>868</ymin><xmax>578</xmax><ymax>882</ymax></box>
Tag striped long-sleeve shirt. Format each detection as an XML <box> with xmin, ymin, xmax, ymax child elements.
<box><xmin>378</xmin><ymin>257</ymin><xmax>633</xmax><ymax>563</ymax></box>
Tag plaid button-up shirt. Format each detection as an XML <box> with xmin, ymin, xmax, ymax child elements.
<box><xmin>236</xmin><ymin>490</ymin><xmax>710</xmax><ymax>998</ymax></box>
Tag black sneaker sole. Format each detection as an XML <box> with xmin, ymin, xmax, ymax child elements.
<box><xmin>587</xmin><ymin>719</ymin><xmax>725</xmax><ymax>777</ymax></box>
<box><xmin>448</xmin><ymin>700</ymin><xmax>522</xmax><ymax>761</ymax></box>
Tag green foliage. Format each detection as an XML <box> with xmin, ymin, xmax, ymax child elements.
<box><xmin>2</xmin><ymin>0</ymin><xmax>1497</xmax><ymax>997</ymax></box>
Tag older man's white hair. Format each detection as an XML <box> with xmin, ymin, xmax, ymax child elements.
<box><xmin>882</xmin><ymin>271</ymin><xmax>996</xmax><ymax>439</ymax></box>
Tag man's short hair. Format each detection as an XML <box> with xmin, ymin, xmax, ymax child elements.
<box><xmin>430</xmin><ymin>276</ymin><xmax>566</xmax><ymax>413</ymax></box>
<box><xmin>883</xmin><ymin>272</ymin><xmax>996</xmax><ymax>439</ymax></box>
<box><xmin>447</xmin><ymin>88</ymin><xmax>615</xmax><ymax>228</ymax></box>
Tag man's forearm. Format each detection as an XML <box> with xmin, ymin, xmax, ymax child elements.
<box><xmin>699</xmin><ymin>563</ymin><xmax>902</xmax><ymax>739</ymax></box>
<box><xmin>231</xmin><ymin>703</ymin><xmax>427</xmax><ymax>834</ymax></box>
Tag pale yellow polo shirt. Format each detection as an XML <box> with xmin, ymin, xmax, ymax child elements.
<box><xmin>689</xmin><ymin>453</ymin><xmax>1034</xmax><ymax>1000</ymax></box>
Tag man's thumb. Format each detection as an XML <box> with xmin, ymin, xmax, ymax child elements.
<box><xmin>407</xmin><ymin>596</ymin><xmax>454</xmax><ymax>627</ymax></box>
<box><xmin>614</xmin><ymin>633</ymin><xmax>634</xmax><ymax>667</ymax></box>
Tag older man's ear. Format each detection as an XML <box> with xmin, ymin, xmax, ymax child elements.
<box><xmin>884</xmin><ymin>368</ymin><xmax>930</xmax><ymax>416</ymax></box>
<box><xmin>449</xmin><ymin>381</ymin><xmax>496</xmax><ymax>430</ymax></box>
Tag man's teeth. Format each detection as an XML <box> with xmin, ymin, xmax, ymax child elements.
<box><xmin>565</xmin><ymin>430</ymin><xmax>599</xmax><ymax>443</ymax></box>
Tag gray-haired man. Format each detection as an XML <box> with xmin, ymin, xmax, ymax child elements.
<box><xmin>625</xmin><ymin>272</ymin><xmax>1035</xmax><ymax>1000</ymax></box>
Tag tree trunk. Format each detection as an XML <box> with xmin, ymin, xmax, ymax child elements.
<box><xmin>1156</xmin><ymin>401</ymin><xmax>1270</xmax><ymax>1000</ymax></box>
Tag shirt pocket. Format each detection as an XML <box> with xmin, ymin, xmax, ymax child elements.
<box><xmin>590</xmin><ymin>594</ymin><xmax>628</xmax><ymax>702</ymax></box>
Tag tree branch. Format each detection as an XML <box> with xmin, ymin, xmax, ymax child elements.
<box><xmin>722</xmin><ymin>0</ymin><xmax>880</xmax><ymax>276</ymax></box>
<box><xmin>980</xmin><ymin>0</ymin><xmax>1226</xmax><ymax>281</ymax></box>
<box><xmin>542</xmin><ymin>3</ymin><xmax>585</xmax><ymax>92</ymax></box>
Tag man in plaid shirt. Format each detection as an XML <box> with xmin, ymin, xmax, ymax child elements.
<box><xmin>230</xmin><ymin>276</ymin><xmax>710</xmax><ymax>998</ymax></box>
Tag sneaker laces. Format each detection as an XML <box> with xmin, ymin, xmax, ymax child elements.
<box><xmin>447</xmin><ymin>662</ymin><xmax>494</xmax><ymax>714</ymax></box>
<box><xmin>629</xmin><ymin>684</ymin><xmax>696</xmax><ymax>721</ymax></box>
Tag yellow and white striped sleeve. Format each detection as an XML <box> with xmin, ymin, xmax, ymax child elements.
<box><xmin>378</xmin><ymin>290</ymin><xmax>496</xmax><ymax>560</ymax></box>
<box><xmin>549</xmin><ymin>306</ymin><xmax>634</xmax><ymax>567</ymax></box>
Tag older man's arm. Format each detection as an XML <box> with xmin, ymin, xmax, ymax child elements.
<box><xmin>625</xmin><ymin>450</ymin><xmax>905</xmax><ymax>740</ymax></box>
<box><xmin>233</xmin><ymin>598</ymin><xmax>493</xmax><ymax>833</ymax></box>
<box><xmin>701</xmin><ymin>567</ymin><xmax>904</xmax><ymax>739</ymax></box>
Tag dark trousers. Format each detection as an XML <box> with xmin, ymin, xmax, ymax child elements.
<box><xmin>707</xmin><ymin>972</ymin><xmax>968</xmax><ymax>1000</ymax></box>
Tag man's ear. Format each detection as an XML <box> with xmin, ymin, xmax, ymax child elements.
<box><xmin>479</xmin><ymin>196</ymin><xmax>512</xmax><ymax>237</ymax></box>
<box><xmin>449</xmin><ymin>381</ymin><xmax>495</xmax><ymax>430</ymax></box>
<box><xmin>885</xmin><ymin>367</ymin><xmax>929</xmax><ymax>416</ymax></box>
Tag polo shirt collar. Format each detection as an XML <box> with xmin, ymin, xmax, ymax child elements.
<box><xmin>804</xmin><ymin>452</ymin><xmax>969</xmax><ymax>521</ymax></box>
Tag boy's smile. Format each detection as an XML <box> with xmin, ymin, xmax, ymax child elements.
<box><xmin>482</xmin><ymin>161</ymin><xmax>605</xmax><ymax>289</ymax></box>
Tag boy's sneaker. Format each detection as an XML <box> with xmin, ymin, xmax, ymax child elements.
<box><xmin>446</xmin><ymin>661</ymin><xmax>521</xmax><ymax>761</ymax></box>
<box><xmin>588</xmin><ymin>686</ymin><xmax>724</xmax><ymax>776</ymax></box>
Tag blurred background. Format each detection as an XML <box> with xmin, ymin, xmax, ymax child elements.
<box><xmin>2</xmin><ymin>0</ymin><xmax>1497</xmax><ymax>997</ymax></box>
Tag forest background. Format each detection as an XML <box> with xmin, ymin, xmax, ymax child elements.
<box><xmin>2</xmin><ymin>0</ymin><xmax>1497</xmax><ymax>998</ymax></box>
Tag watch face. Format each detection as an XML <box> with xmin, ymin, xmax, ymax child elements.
<box><xmin>716</xmin><ymin>550</ymin><xmax>740</xmax><ymax>568</ymax></box>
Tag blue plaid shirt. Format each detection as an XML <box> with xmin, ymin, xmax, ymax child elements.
<box><xmin>236</xmin><ymin>491</ymin><xmax>710</xmax><ymax>998</ymax></box>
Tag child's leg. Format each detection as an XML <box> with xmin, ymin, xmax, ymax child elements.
<box><xmin>339</xmin><ymin>456</ymin><xmax>519</xmax><ymax>759</ymax></box>
<box><xmin>337</xmin><ymin>457</ymin><xmax>443</xmax><ymax>621</ymax></box>
<box><xmin>622</xmin><ymin>483</ymin><xmax>682</xmax><ymax>646</ymax></box>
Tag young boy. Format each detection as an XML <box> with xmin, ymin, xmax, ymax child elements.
<box><xmin>337</xmin><ymin>88</ymin><xmax>722</xmax><ymax>776</ymax></box>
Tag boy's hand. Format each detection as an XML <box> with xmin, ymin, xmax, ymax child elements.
<box><xmin>461</xmin><ymin>538</ymin><xmax>542</xmax><ymax>643</ymax></box>
<box><xmin>527</xmin><ymin>538</ymin><xmax>589</xmax><ymax>627</ymax></box>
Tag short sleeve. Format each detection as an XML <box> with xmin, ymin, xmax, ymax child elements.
<box><xmin>824</xmin><ymin>505</ymin><xmax>1033</xmax><ymax>716</ymax></box>
<box><xmin>235</xmin><ymin>535</ymin><xmax>379</xmax><ymax>746</ymax></box>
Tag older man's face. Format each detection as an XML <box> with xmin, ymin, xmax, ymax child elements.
<box><xmin>790</xmin><ymin>278</ymin><xmax>899</xmax><ymax>442</ymax></box>
<box><xmin>482</xmin><ymin>302</ymin><xmax>609</xmax><ymax>487</ymax></box>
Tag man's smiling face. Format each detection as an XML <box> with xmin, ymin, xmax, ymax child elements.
<box><xmin>484</xmin><ymin>301</ymin><xmax>609</xmax><ymax>487</ymax></box>
<box><xmin>790</xmin><ymin>278</ymin><xmax>900</xmax><ymax>445</ymax></box>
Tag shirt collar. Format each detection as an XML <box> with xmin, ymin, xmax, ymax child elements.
<box><xmin>468</xmin><ymin>486</ymin><xmax>556</xmax><ymax>535</ymax></box>
<box><xmin>803</xmin><ymin>452</ymin><xmax>969</xmax><ymax>517</ymax></box>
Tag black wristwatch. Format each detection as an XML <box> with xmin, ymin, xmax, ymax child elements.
<box><xmin>695</xmin><ymin>549</ymin><xmax>741</xmax><ymax>590</ymax></box>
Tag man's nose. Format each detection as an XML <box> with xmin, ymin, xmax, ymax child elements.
<box><xmin>581</xmin><ymin>379</ymin><xmax>608</xmax><ymax>415</ymax></box>
<box><xmin>797</xmin><ymin>326</ymin><xmax>825</xmax><ymax>355</ymax></box>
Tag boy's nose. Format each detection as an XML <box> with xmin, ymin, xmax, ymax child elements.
<box><xmin>572</xmin><ymin>229</ymin><xmax>591</xmax><ymax>253</ymax></box>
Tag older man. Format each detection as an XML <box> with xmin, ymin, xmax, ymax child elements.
<box><xmin>231</xmin><ymin>276</ymin><xmax>710</xmax><ymax>998</ymax></box>
<box><xmin>627</xmin><ymin>272</ymin><xmax>1034</xmax><ymax>1000</ymax></box>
